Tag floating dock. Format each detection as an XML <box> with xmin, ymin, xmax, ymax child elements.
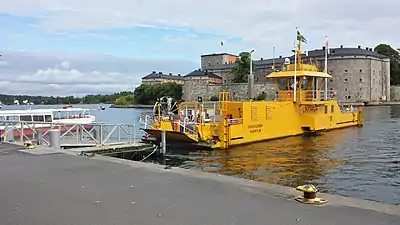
<box><xmin>0</xmin><ymin>142</ymin><xmax>398</xmax><ymax>224</ymax></box>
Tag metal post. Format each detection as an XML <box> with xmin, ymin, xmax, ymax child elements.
<box><xmin>49</xmin><ymin>129</ymin><xmax>61</xmax><ymax>149</ymax></box>
<box><xmin>248</xmin><ymin>49</ymin><xmax>255</xmax><ymax>100</ymax></box>
<box><xmin>324</xmin><ymin>36</ymin><xmax>329</xmax><ymax>100</ymax></box>
<box><xmin>294</xmin><ymin>42</ymin><xmax>298</xmax><ymax>102</ymax></box>
<box><xmin>20</xmin><ymin>122</ymin><xmax>24</xmax><ymax>143</ymax></box>
<box><xmin>37</xmin><ymin>132</ymin><xmax>43</xmax><ymax>145</ymax></box>
<box><xmin>6</xmin><ymin>125</ymin><xmax>14</xmax><ymax>142</ymax></box>
<box><xmin>160</xmin><ymin>130</ymin><xmax>166</xmax><ymax>155</ymax></box>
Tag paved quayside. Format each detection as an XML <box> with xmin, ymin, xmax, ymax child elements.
<box><xmin>0</xmin><ymin>143</ymin><xmax>399</xmax><ymax>225</ymax></box>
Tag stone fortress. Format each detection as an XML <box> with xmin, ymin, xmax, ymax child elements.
<box><xmin>142</xmin><ymin>45</ymin><xmax>393</xmax><ymax>103</ymax></box>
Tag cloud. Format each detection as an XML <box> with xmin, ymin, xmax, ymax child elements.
<box><xmin>1</xmin><ymin>1</ymin><xmax>398</xmax><ymax>54</ymax></box>
<box><xmin>0</xmin><ymin>50</ymin><xmax>197</xmax><ymax>96</ymax></box>
<box><xmin>0</xmin><ymin>1</ymin><xmax>398</xmax><ymax>97</ymax></box>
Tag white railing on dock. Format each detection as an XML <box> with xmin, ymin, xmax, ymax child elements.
<box><xmin>0</xmin><ymin>121</ymin><xmax>137</xmax><ymax>147</ymax></box>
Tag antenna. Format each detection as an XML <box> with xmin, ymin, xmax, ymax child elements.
<box><xmin>272</xmin><ymin>46</ymin><xmax>275</xmax><ymax>71</ymax></box>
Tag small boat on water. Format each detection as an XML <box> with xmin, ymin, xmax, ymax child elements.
<box><xmin>0</xmin><ymin>107</ymin><xmax>96</xmax><ymax>137</ymax></box>
<box><xmin>140</xmin><ymin>32</ymin><xmax>363</xmax><ymax>149</ymax></box>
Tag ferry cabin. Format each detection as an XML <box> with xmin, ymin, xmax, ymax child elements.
<box><xmin>0</xmin><ymin>108</ymin><xmax>93</xmax><ymax>124</ymax></box>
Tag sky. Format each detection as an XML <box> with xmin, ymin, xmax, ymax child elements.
<box><xmin>0</xmin><ymin>0</ymin><xmax>398</xmax><ymax>96</ymax></box>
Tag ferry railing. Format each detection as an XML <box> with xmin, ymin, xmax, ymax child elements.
<box><xmin>173</xmin><ymin>118</ymin><xmax>198</xmax><ymax>139</ymax></box>
<box><xmin>274</xmin><ymin>90</ymin><xmax>337</xmax><ymax>102</ymax></box>
<box><xmin>139</xmin><ymin>113</ymin><xmax>154</xmax><ymax>129</ymax></box>
<box><xmin>0</xmin><ymin>120</ymin><xmax>137</xmax><ymax>147</ymax></box>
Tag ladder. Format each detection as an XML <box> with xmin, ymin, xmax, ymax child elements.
<box><xmin>218</xmin><ymin>92</ymin><xmax>230</xmax><ymax>149</ymax></box>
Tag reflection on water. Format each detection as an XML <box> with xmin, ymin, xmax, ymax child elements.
<box><xmin>194</xmin><ymin>129</ymin><xmax>353</xmax><ymax>192</ymax></box>
<box><xmin>164</xmin><ymin>106</ymin><xmax>400</xmax><ymax>205</ymax></box>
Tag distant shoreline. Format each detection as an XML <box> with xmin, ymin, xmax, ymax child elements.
<box><xmin>108</xmin><ymin>101</ymin><xmax>400</xmax><ymax>109</ymax></box>
<box><xmin>110</xmin><ymin>104</ymin><xmax>153</xmax><ymax>109</ymax></box>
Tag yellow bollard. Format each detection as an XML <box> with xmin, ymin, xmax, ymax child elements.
<box><xmin>295</xmin><ymin>184</ymin><xmax>327</xmax><ymax>205</ymax></box>
<box><xmin>24</xmin><ymin>141</ymin><xmax>35</xmax><ymax>149</ymax></box>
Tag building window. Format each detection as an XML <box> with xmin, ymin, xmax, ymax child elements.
<box><xmin>329</xmin><ymin>69</ymin><xmax>334</xmax><ymax>74</ymax></box>
<box><xmin>348</xmin><ymin>96</ymin><xmax>351</xmax><ymax>99</ymax></box>
<box><xmin>330</xmin><ymin>79</ymin><xmax>333</xmax><ymax>82</ymax></box>
<box><xmin>359</xmin><ymin>78</ymin><xmax>362</xmax><ymax>82</ymax></box>
<box><xmin>344</xmin><ymin>69</ymin><xmax>348</xmax><ymax>73</ymax></box>
<box><xmin>345</xmin><ymin>88</ymin><xmax>348</xmax><ymax>91</ymax></box>
<box><xmin>360</xmin><ymin>69</ymin><xmax>362</xmax><ymax>72</ymax></box>
<box><xmin>344</xmin><ymin>79</ymin><xmax>348</xmax><ymax>82</ymax></box>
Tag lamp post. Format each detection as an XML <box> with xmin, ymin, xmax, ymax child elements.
<box><xmin>249</xmin><ymin>49</ymin><xmax>255</xmax><ymax>100</ymax></box>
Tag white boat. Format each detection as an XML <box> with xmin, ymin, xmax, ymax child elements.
<box><xmin>0</xmin><ymin>107</ymin><xmax>96</xmax><ymax>137</ymax></box>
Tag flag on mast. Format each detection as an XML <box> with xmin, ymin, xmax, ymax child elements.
<box><xmin>220</xmin><ymin>41</ymin><xmax>224</xmax><ymax>46</ymax></box>
<box><xmin>297</xmin><ymin>30</ymin><xmax>307</xmax><ymax>44</ymax></box>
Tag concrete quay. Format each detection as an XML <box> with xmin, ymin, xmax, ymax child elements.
<box><xmin>0</xmin><ymin>143</ymin><xmax>399</xmax><ymax>225</ymax></box>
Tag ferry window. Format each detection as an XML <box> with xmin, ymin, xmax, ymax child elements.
<box><xmin>20</xmin><ymin>115</ymin><xmax>32</xmax><ymax>121</ymax></box>
<box><xmin>0</xmin><ymin>116</ymin><xmax>4</xmax><ymax>121</ymax></box>
<box><xmin>45</xmin><ymin>115</ymin><xmax>52</xmax><ymax>122</ymax></box>
<box><xmin>331</xmin><ymin>105</ymin><xmax>334</xmax><ymax>113</ymax></box>
<box><xmin>6</xmin><ymin>116</ymin><xmax>19</xmax><ymax>121</ymax></box>
<box><xmin>33</xmin><ymin>115</ymin><xmax>44</xmax><ymax>122</ymax></box>
<box><xmin>265</xmin><ymin>105</ymin><xmax>272</xmax><ymax>120</ymax></box>
<box><xmin>251</xmin><ymin>105</ymin><xmax>258</xmax><ymax>121</ymax></box>
<box><xmin>277</xmin><ymin>79</ymin><xmax>287</xmax><ymax>90</ymax></box>
<box><xmin>324</xmin><ymin>105</ymin><xmax>328</xmax><ymax>114</ymax></box>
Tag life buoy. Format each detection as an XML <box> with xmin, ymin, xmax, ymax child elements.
<box><xmin>330</xmin><ymin>91</ymin><xmax>335</xmax><ymax>99</ymax></box>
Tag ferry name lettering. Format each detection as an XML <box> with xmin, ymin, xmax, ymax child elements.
<box><xmin>248</xmin><ymin>124</ymin><xmax>263</xmax><ymax>133</ymax></box>
<box><xmin>303</xmin><ymin>105</ymin><xmax>317</xmax><ymax>112</ymax></box>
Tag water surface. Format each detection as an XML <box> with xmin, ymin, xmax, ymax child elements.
<box><xmin>2</xmin><ymin>104</ymin><xmax>399</xmax><ymax>204</ymax></box>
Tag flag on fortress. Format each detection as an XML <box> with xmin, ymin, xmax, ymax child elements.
<box><xmin>297</xmin><ymin>30</ymin><xmax>307</xmax><ymax>44</ymax></box>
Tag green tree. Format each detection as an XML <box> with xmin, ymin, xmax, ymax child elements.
<box><xmin>256</xmin><ymin>92</ymin><xmax>266</xmax><ymax>100</ymax></box>
<box><xmin>374</xmin><ymin>44</ymin><xmax>400</xmax><ymax>85</ymax></box>
<box><xmin>130</xmin><ymin>83</ymin><xmax>183</xmax><ymax>105</ymax></box>
<box><xmin>209</xmin><ymin>95</ymin><xmax>219</xmax><ymax>101</ymax></box>
<box><xmin>231</xmin><ymin>52</ymin><xmax>254</xmax><ymax>83</ymax></box>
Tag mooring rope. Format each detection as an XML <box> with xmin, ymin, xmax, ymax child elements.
<box><xmin>140</xmin><ymin>145</ymin><xmax>159</xmax><ymax>162</ymax></box>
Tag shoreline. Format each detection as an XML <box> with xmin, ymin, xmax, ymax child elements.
<box><xmin>109</xmin><ymin>104</ymin><xmax>153</xmax><ymax>108</ymax></box>
<box><xmin>109</xmin><ymin>101</ymin><xmax>400</xmax><ymax>109</ymax></box>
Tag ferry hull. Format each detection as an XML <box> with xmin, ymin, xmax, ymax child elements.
<box><xmin>145</xmin><ymin>100</ymin><xmax>362</xmax><ymax>150</ymax></box>
<box><xmin>143</xmin><ymin>129</ymin><xmax>198</xmax><ymax>143</ymax></box>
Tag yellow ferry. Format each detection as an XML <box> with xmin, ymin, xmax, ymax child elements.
<box><xmin>140</xmin><ymin>33</ymin><xmax>363</xmax><ymax>149</ymax></box>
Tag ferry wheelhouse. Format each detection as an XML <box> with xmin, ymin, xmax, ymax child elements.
<box><xmin>0</xmin><ymin>107</ymin><xmax>95</xmax><ymax>137</ymax></box>
<box><xmin>140</xmin><ymin>34</ymin><xmax>363</xmax><ymax>149</ymax></box>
